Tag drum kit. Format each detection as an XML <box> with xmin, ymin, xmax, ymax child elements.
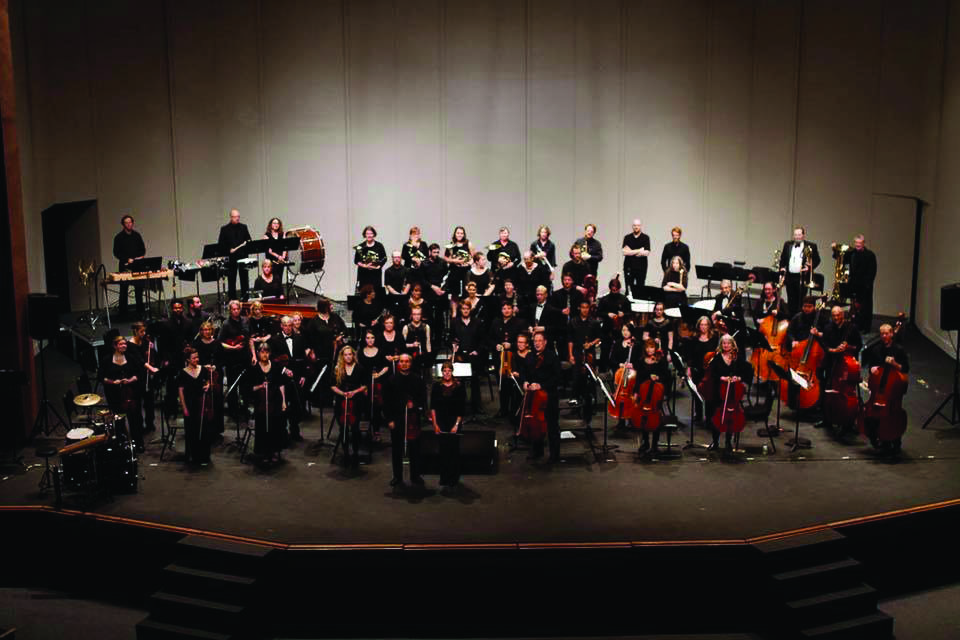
<box><xmin>57</xmin><ymin>393</ymin><xmax>139</xmax><ymax>497</ymax></box>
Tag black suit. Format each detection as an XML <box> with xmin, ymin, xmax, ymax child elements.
<box><xmin>844</xmin><ymin>247</ymin><xmax>877</xmax><ymax>333</ymax></box>
<box><xmin>526</xmin><ymin>348</ymin><xmax>562</xmax><ymax>461</ymax></box>
<box><xmin>779</xmin><ymin>240</ymin><xmax>821</xmax><ymax>316</ymax></box>
<box><xmin>523</xmin><ymin>301</ymin><xmax>564</xmax><ymax>352</ymax></box>
<box><xmin>269</xmin><ymin>332</ymin><xmax>308</xmax><ymax>438</ymax></box>
<box><xmin>218</xmin><ymin>222</ymin><xmax>252</xmax><ymax>301</ymax></box>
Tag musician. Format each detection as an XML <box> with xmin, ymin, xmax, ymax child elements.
<box><xmin>785</xmin><ymin>296</ymin><xmax>827</xmax><ymax>352</ymax></box>
<box><xmin>835</xmin><ymin>234</ymin><xmax>877</xmax><ymax>333</ymax></box>
<box><xmin>660</xmin><ymin>226</ymin><xmax>691</xmax><ymax>274</ymax></box>
<box><xmin>359</xmin><ymin>329</ymin><xmax>390</xmax><ymax>441</ymax></box>
<box><xmin>569</xmin><ymin>301</ymin><xmax>602</xmax><ymax>425</ymax></box>
<box><xmin>862</xmin><ymin>323</ymin><xmax>910</xmax><ymax>451</ymax></box>
<box><xmin>753</xmin><ymin>280</ymin><xmax>788</xmax><ymax>326</ymax></box>
<box><xmin>128</xmin><ymin>321</ymin><xmax>159</xmax><ymax>434</ymax></box>
<box><xmin>352</xmin><ymin>285</ymin><xmax>383</xmax><ymax>341</ymax></box>
<box><xmin>494</xmin><ymin>256</ymin><xmax>521</xmax><ymax>297</ymax></box>
<box><xmin>401</xmin><ymin>226</ymin><xmax>429</xmax><ymax>276</ymax></box>
<box><xmin>550</xmin><ymin>273</ymin><xmax>584</xmax><ymax>325</ymax></box>
<box><xmin>451</xmin><ymin>300</ymin><xmax>485</xmax><ymax>414</ymax></box>
<box><xmin>269</xmin><ymin>316</ymin><xmax>310</xmax><ymax>443</ymax></box>
<box><xmin>683</xmin><ymin>315</ymin><xmax>716</xmax><ymax>423</ymax></box>
<box><xmin>467</xmin><ymin>252</ymin><xmax>496</xmax><ymax>297</ymax></box>
<box><xmin>330</xmin><ymin>345</ymin><xmax>368</xmax><ymax>469</ymax></box>
<box><xmin>609</xmin><ymin>324</ymin><xmax>641</xmax><ymax>430</ymax></box>
<box><xmin>263</xmin><ymin>217</ymin><xmax>288</xmax><ymax>279</ymax></box>
<box><xmin>515</xmin><ymin>251</ymin><xmax>552</xmax><ymax>305</ymax></box>
<box><xmin>177</xmin><ymin>347</ymin><xmax>213</xmax><ymax>465</ymax></box>
<box><xmin>218</xmin><ymin>300</ymin><xmax>250</xmax><ymax>420</ymax></box>
<box><xmin>525</xmin><ymin>285</ymin><xmax>564</xmax><ymax>351</ymax></box>
<box><xmin>634</xmin><ymin>338</ymin><xmax>671</xmax><ymax>453</ymax></box>
<box><xmin>247</xmin><ymin>301</ymin><xmax>275</xmax><ymax>364</ymax></box>
<box><xmin>101</xmin><ymin>335</ymin><xmax>145</xmax><ymax>452</ymax></box>
<box><xmin>384</xmin><ymin>251</ymin><xmax>410</xmax><ymax>297</ymax></box>
<box><xmin>622</xmin><ymin>219</ymin><xmax>651</xmax><ymax>299</ymax></box>
<box><xmin>575</xmin><ymin>224</ymin><xmax>604</xmax><ymax>277</ymax></box>
<box><xmin>402</xmin><ymin>305</ymin><xmax>433</xmax><ymax>376</ymax></box>
<box><xmin>378</xmin><ymin>314</ymin><xmax>404</xmax><ymax>370</ymax></box>
<box><xmin>443</xmin><ymin>226</ymin><xmax>474</xmax><ymax>307</ymax></box>
<box><xmin>353</xmin><ymin>225</ymin><xmax>387</xmax><ymax>293</ymax></box>
<box><xmin>597</xmin><ymin>276</ymin><xmax>631</xmax><ymax>371</ymax></box>
<box><xmin>385</xmin><ymin>353</ymin><xmax>427</xmax><ymax>487</ymax></box>
<box><xmin>185</xmin><ymin>295</ymin><xmax>210</xmax><ymax>340</ymax></box>
<box><xmin>218</xmin><ymin>209</ymin><xmax>252</xmax><ymax>302</ymax></box>
<box><xmin>431</xmin><ymin>361</ymin><xmax>467</xmax><ymax>487</ymax></box>
<box><xmin>530</xmin><ymin>225</ymin><xmax>557</xmax><ymax>272</ymax></box>
<box><xmin>561</xmin><ymin>244</ymin><xmax>590</xmax><ymax>294</ymax></box>
<box><xmin>461</xmin><ymin>280</ymin><xmax>487</xmax><ymax>325</ymax></box>
<box><xmin>420</xmin><ymin>243</ymin><xmax>449</xmax><ymax>344</ymax></box>
<box><xmin>499</xmin><ymin>279</ymin><xmax>521</xmax><ymax>313</ymax></box>
<box><xmin>291</xmin><ymin>312</ymin><xmax>304</xmax><ymax>335</ymax></box>
<box><xmin>254</xmin><ymin>259</ymin><xmax>284</xmax><ymax>300</ymax></box>
<box><xmin>193</xmin><ymin>321</ymin><xmax>224</xmax><ymax>435</ymax></box>
<box><xmin>661</xmin><ymin>255</ymin><xmax>688</xmax><ymax>308</ymax></box>
<box><xmin>158</xmin><ymin>299</ymin><xmax>189</xmax><ymax>413</ymax></box>
<box><xmin>712</xmin><ymin>279</ymin><xmax>744</xmax><ymax>324</ymax></box>
<box><xmin>525</xmin><ymin>330</ymin><xmax>562</xmax><ymax>462</ymax></box>
<box><xmin>113</xmin><ymin>214</ymin><xmax>146</xmax><ymax>319</ymax></box>
<box><xmin>245</xmin><ymin>343</ymin><xmax>286</xmax><ymax>463</ymax></box>
<box><xmin>815</xmin><ymin>306</ymin><xmax>863</xmax><ymax>431</ymax></box>
<box><xmin>486</xmin><ymin>227</ymin><xmax>521</xmax><ymax>273</ymax></box>
<box><xmin>705</xmin><ymin>334</ymin><xmax>753</xmax><ymax>451</ymax></box>
<box><xmin>509</xmin><ymin>331</ymin><xmax>535</xmax><ymax>430</ymax></box>
<box><xmin>643</xmin><ymin>301</ymin><xmax>674</xmax><ymax>358</ymax></box>
<box><xmin>403</xmin><ymin>283</ymin><xmax>428</xmax><ymax>324</ymax></box>
<box><xmin>488</xmin><ymin>301</ymin><xmax>526</xmax><ymax>418</ymax></box>
<box><xmin>779</xmin><ymin>226</ymin><xmax>821</xmax><ymax>316</ymax></box>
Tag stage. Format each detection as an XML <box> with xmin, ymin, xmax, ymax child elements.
<box><xmin>3</xmin><ymin>319</ymin><xmax>959</xmax><ymax>548</ymax></box>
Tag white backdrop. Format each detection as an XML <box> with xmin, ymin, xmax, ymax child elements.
<box><xmin>10</xmin><ymin>0</ymin><xmax>951</xmax><ymax>339</ymax></box>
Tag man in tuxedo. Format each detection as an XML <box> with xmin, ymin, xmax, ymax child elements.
<box><xmin>269</xmin><ymin>315</ymin><xmax>311</xmax><ymax>442</ymax></box>
<box><xmin>218</xmin><ymin>209</ymin><xmax>252</xmax><ymax>301</ymax></box>
<box><xmin>524</xmin><ymin>285</ymin><xmax>564</xmax><ymax>352</ymax></box>
<box><xmin>779</xmin><ymin>226</ymin><xmax>821</xmax><ymax>316</ymax></box>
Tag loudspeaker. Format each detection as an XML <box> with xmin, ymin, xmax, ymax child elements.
<box><xmin>28</xmin><ymin>293</ymin><xmax>61</xmax><ymax>340</ymax></box>
<box><xmin>419</xmin><ymin>429</ymin><xmax>498</xmax><ymax>475</ymax></box>
<box><xmin>941</xmin><ymin>283</ymin><xmax>960</xmax><ymax>331</ymax></box>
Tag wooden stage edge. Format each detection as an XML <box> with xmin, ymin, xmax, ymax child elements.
<box><xmin>3</xmin><ymin>496</ymin><xmax>959</xmax><ymax>551</ymax></box>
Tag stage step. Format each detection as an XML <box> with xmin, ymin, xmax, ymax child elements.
<box><xmin>754</xmin><ymin>529</ymin><xmax>848</xmax><ymax>571</ymax></box>
<box><xmin>786</xmin><ymin>584</ymin><xmax>879</xmax><ymax>627</ymax></box>
<box><xmin>149</xmin><ymin>592</ymin><xmax>246</xmax><ymax>634</ymax></box>
<box><xmin>772</xmin><ymin>558</ymin><xmax>863</xmax><ymax>598</ymax></box>
<box><xmin>161</xmin><ymin>564</ymin><xmax>257</xmax><ymax>603</ymax></box>
<box><xmin>173</xmin><ymin>536</ymin><xmax>273</xmax><ymax>576</ymax></box>
<box><xmin>135</xmin><ymin>617</ymin><xmax>232</xmax><ymax>640</ymax></box>
<box><xmin>800</xmin><ymin>611</ymin><xmax>894</xmax><ymax>639</ymax></box>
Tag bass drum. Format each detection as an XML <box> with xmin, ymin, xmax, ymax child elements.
<box><xmin>286</xmin><ymin>226</ymin><xmax>325</xmax><ymax>274</ymax></box>
<box><xmin>103</xmin><ymin>415</ymin><xmax>139</xmax><ymax>494</ymax></box>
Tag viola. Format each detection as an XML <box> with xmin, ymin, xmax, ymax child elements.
<box><xmin>632</xmin><ymin>376</ymin><xmax>664</xmax><ymax>430</ymax></box>
<box><xmin>518</xmin><ymin>389</ymin><xmax>548</xmax><ymax>441</ymax></box>
<box><xmin>781</xmin><ymin>299</ymin><xmax>826</xmax><ymax>409</ymax></box>
<box><xmin>711</xmin><ymin>378</ymin><xmax>746</xmax><ymax>433</ymax></box>
<box><xmin>583</xmin><ymin>273</ymin><xmax>599</xmax><ymax>305</ymax></box>
<box><xmin>201</xmin><ymin>368</ymin><xmax>215</xmax><ymax>425</ymax></box>
<box><xmin>609</xmin><ymin>342</ymin><xmax>637</xmax><ymax>420</ymax></box>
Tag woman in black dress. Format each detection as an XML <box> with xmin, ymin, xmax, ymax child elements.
<box><xmin>254</xmin><ymin>259</ymin><xmax>284</xmax><ymax>300</ymax></box>
<box><xmin>247</xmin><ymin>301</ymin><xmax>275</xmax><ymax>364</ymax></box>
<box><xmin>643</xmin><ymin>301</ymin><xmax>675</xmax><ymax>359</ymax></box>
<box><xmin>467</xmin><ymin>252</ymin><xmax>496</xmax><ymax>297</ymax></box>
<box><xmin>661</xmin><ymin>255</ymin><xmax>688</xmax><ymax>309</ymax></box>
<box><xmin>193</xmin><ymin>321</ymin><xmax>224</xmax><ymax>435</ymax></box>
<box><xmin>608</xmin><ymin>324</ymin><xmax>642</xmax><ymax>430</ymax></box>
<box><xmin>101</xmin><ymin>335</ymin><xmax>145</xmax><ymax>451</ymax></box>
<box><xmin>263</xmin><ymin>217</ymin><xmax>287</xmax><ymax>279</ymax></box>
<box><xmin>430</xmin><ymin>361</ymin><xmax>466</xmax><ymax>486</ymax></box>
<box><xmin>177</xmin><ymin>347</ymin><xmax>213</xmax><ymax>464</ymax></box>
<box><xmin>683</xmin><ymin>315</ymin><xmax>717</xmax><ymax>423</ymax></box>
<box><xmin>705</xmin><ymin>334</ymin><xmax>753</xmax><ymax>451</ymax></box>
<box><xmin>633</xmin><ymin>339</ymin><xmax>671</xmax><ymax>453</ymax></box>
<box><xmin>358</xmin><ymin>329</ymin><xmax>389</xmax><ymax>440</ymax></box>
<box><xmin>330</xmin><ymin>346</ymin><xmax>368</xmax><ymax>468</ymax></box>
<box><xmin>245</xmin><ymin>343</ymin><xmax>287</xmax><ymax>462</ymax></box>
<box><xmin>352</xmin><ymin>284</ymin><xmax>383</xmax><ymax>341</ymax></box>
<box><xmin>378</xmin><ymin>314</ymin><xmax>404</xmax><ymax>373</ymax></box>
<box><xmin>443</xmin><ymin>225</ymin><xmax>474</xmax><ymax>308</ymax></box>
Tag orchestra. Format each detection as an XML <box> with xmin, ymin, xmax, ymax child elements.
<box><xmin>80</xmin><ymin>214</ymin><xmax>921</xmax><ymax>493</ymax></box>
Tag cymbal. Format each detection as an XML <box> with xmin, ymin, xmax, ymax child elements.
<box><xmin>73</xmin><ymin>393</ymin><xmax>102</xmax><ymax>407</ymax></box>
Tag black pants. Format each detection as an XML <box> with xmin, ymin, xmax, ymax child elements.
<box><xmin>853</xmin><ymin>288</ymin><xmax>873</xmax><ymax>333</ymax></box>
<box><xmin>140</xmin><ymin>381</ymin><xmax>156</xmax><ymax>430</ymax></box>
<box><xmin>464</xmin><ymin>352</ymin><xmax>487</xmax><ymax>413</ymax></box>
<box><xmin>254</xmin><ymin>411</ymin><xmax>284</xmax><ymax>456</ymax></box>
<box><xmin>118</xmin><ymin>282</ymin><xmax>145</xmax><ymax>317</ymax></box>
<box><xmin>572</xmin><ymin>364</ymin><xmax>595</xmax><ymax>422</ymax></box>
<box><xmin>547</xmin><ymin>396</ymin><xmax>561</xmax><ymax>461</ymax></box>
<box><xmin>784</xmin><ymin>273</ymin><xmax>804</xmax><ymax>317</ymax></box>
<box><xmin>390</xmin><ymin>427</ymin><xmax>420</xmax><ymax>482</ymax></box>
<box><xmin>284</xmin><ymin>378</ymin><xmax>304</xmax><ymax>438</ymax></box>
<box><xmin>226</xmin><ymin>259</ymin><xmax>249</xmax><ymax>301</ymax></box>
<box><xmin>438</xmin><ymin>428</ymin><xmax>461</xmax><ymax>486</ymax></box>
<box><xmin>624</xmin><ymin>265</ymin><xmax>647</xmax><ymax>300</ymax></box>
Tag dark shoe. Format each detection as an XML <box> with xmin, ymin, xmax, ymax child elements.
<box><xmin>291</xmin><ymin>433</ymin><xmax>304</xmax><ymax>442</ymax></box>
<box><xmin>707</xmin><ymin>442</ymin><xmax>719</xmax><ymax>451</ymax></box>
<box><xmin>390</xmin><ymin>478</ymin><xmax>404</xmax><ymax>487</ymax></box>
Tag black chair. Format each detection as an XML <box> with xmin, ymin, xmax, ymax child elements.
<box><xmin>656</xmin><ymin>415</ymin><xmax>683</xmax><ymax>459</ymax></box>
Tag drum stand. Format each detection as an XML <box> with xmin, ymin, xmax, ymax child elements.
<box><xmin>31</xmin><ymin>338</ymin><xmax>67</xmax><ymax>439</ymax></box>
<box><xmin>77</xmin><ymin>271</ymin><xmax>108</xmax><ymax>332</ymax></box>
<box><xmin>922</xmin><ymin>333</ymin><xmax>960</xmax><ymax>428</ymax></box>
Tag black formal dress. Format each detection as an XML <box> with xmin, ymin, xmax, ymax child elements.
<box><xmin>177</xmin><ymin>367</ymin><xmax>212</xmax><ymax>463</ymax></box>
<box><xmin>218</xmin><ymin>222</ymin><xmax>252</xmax><ymax>301</ymax></box>
<box><xmin>264</xmin><ymin>230</ymin><xmax>287</xmax><ymax>279</ymax></box>
<box><xmin>487</xmin><ymin>316</ymin><xmax>526</xmax><ymax>417</ymax></box>
<box><xmin>192</xmin><ymin>337</ymin><xmax>224</xmax><ymax>435</ymax></box>
<box><xmin>706</xmin><ymin>355</ymin><xmax>753</xmax><ymax>448</ymax></box>
<box><xmin>101</xmin><ymin>358</ymin><xmax>144</xmax><ymax>449</ymax></box>
<box><xmin>353</xmin><ymin>241</ymin><xmax>387</xmax><ymax>292</ymax></box>
<box><xmin>127</xmin><ymin>338</ymin><xmax>158</xmax><ymax>432</ymax></box>
<box><xmin>332</xmin><ymin>363</ymin><xmax>368</xmax><ymax>467</ymax></box>
<box><xmin>352</xmin><ymin>299</ymin><xmax>383</xmax><ymax>341</ymax></box>
<box><xmin>444</xmin><ymin>242</ymin><xmax>472</xmax><ymax>299</ymax></box>
<box><xmin>253</xmin><ymin>275</ymin><xmax>284</xmax><ymax>300</ymax></box>
<box><xmin>245</xmin><ymin>363</ymin><xmax>285</xmax><ymax>457</ymax></box>
<box><xmin>597</xmin><ymin>292</ymin><xmax>631</xmax><ymax>371</ymax></box>
<box><xmin>622</xmin><ymin>232</ymin><xmax>650</xmax><ymax>299</ymax></box>
<box><xmin>431</xmin><ymin>381</ymin><xmax>467</xmax><ymax>486</ymax></box>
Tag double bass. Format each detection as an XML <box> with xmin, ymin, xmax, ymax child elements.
<box><xmin>752</xmin><ymin>274</ymin><xmax>789</xmax><ymax>382</ymax></box>
<box><xmin>781</xmin><ymin>298</ymin><xmax>827</xmax><ymax>409</ymax></box>
<box><xmin>608</xmin><ymin>340</ymin><xmax>637</xmax><ymax>420</ymax></box>
<box><xmin>822</xmin><ymin>326</ymin><xmax>861</xmax><ymax>429</ymax></box>
<box><xmin>858</xmin><ymin>317</ymin><xmax>908</xmax><ymax>443</ymax></box>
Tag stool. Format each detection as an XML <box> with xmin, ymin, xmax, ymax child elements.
<box><xmin>36</xmin><ymin>445</ymin><xmax>58</xmax><ymax>492</ymax></box>
<box><xmin>656</xmin><ymin>416</ymin><xmax>682</xmax><ymax>459</ymax></box>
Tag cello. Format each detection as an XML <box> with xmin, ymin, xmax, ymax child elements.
<box><xmin>608</xmin><ymin>339</ymin><xmax>637</xmax><ymax>421</ymax></box>
<box><xmin>781</xmin><ymin>298</ymin><xmax>827</xmax><ymax>409</ymax></box>
<box><xmin>712</xmin><ymin>378</ymin><xmax>746</xmax><ymax>435</ymax></box>
<box><xmin>632</xmin><ymin>345</ymin><xmax>665</xmax><ymax>431</ymax></box>
<box><xmin>517</xmin><ymin>387</ymin><xmax>548</xmax><ymax>441</ymax></box>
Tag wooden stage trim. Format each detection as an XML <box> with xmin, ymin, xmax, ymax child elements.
<box><xmin>5</xmin><ymin>496</ymin><xmax>960</xmax><ymax>550</ymax></box>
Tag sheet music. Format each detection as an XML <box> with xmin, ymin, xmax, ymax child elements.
<box><xmin>789</xmin><ymin>368</ymin><xmax>809</xmax><ymax>390</ymax></box>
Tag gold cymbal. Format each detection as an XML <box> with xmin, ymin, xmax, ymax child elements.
<box><xmin>73</xmin><ymin>393</ymin><xmax>102</xmax><ymax>407</ymax></box>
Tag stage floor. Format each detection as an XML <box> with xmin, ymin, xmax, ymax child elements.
<box><xmin>4</xmin><ymin>323</ymin><xmax>959</xmax><ymax>546</ymax></box>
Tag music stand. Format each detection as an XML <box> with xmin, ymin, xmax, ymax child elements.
<box><xmin>696</xmin><ymin>265</ymin><xmax>718</xmax><ymax>298</ymax></box>
<box><xmin>750</xmin><ymin>266</ymin><xmax>775</xmax><ymax>284</ymax></box>
<box><xmin>128</xmin><ymin>256</ymin><xmax>165</xmax><ymax>318</ymax></box>
<box><xmin>773</xmin><ymin>362</ymin><xmax>812</xmax><ymax>451</ymax></box>
<box><xmin>678</xmin><ymin>303</ymin><xmax>712</xmax><ymax>327</ymax></box>
<box><xmin>682</xmin><ymin>374</ymin><xmax>708</xmax><ymax>451</ymax></box>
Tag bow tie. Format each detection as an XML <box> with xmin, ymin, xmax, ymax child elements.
<box><xmin>794</xmin><ymin>242</ymin><xmax>801</xmax><ymax>248</ymax></box>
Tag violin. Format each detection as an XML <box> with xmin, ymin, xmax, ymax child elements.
<box><xmin>609</xmin><ymin>341</ymin><xmax>637</xmax><ymax>420</ymax></box>
<box><xmin>711</xmin><ymin>377</ymin><xmax>746</xmax><ymax>434</ymax></box>
<box><xmin>342</xmin><ymin>392</ymin><xmax>360</xmax><ymax>430</ymax></box>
